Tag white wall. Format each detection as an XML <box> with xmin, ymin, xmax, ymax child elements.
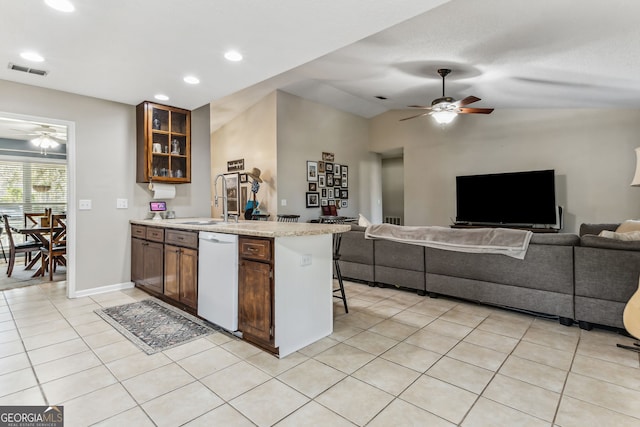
<box><xmin>276</xmin><ymin>91</ymin><xmax>380</xmax><ymax>222</ymax></box>
<box><xmin>211</xmin><ymin>92</ymin><xmax>278</xmax><ymax>219</ymax></box>
<box><xmin>370</xmin><ymin>108</ymin><xmax>640</xmax><ymax>232</ymax></box>
<box><xmin>0</xmin><ymin>79</ymin><xmax>210</xmax><ymax>293</ymax></box>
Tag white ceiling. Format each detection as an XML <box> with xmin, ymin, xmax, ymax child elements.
<box><xmin>2</xmin><ymin>0</ymin><xmax>640</xmax><ymax>134</ymax></box>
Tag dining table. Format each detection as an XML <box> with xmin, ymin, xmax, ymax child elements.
<box><xmin>11</xmin><ymin>223</ymin><xmax>64</xmax><ymax>277</ymax></box>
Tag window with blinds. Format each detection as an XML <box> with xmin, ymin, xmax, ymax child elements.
<box><xmin>0</xmin><ymin>159</ymin><xmax>67</xmax><ymax>232</ymax></box>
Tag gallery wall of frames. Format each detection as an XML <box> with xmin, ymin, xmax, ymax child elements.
<box><xmin>305</xmin><ymin>152</ymin><xmax>348</xmax><ymax>212</ymax></box>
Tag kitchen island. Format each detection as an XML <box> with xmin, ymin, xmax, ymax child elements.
<box><xmin>130</xmin><ymin>218</ymin><xmax>350</xmax><ymax>357</ymax></box>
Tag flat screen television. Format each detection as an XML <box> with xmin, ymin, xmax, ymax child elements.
<box><xmin>455</xmin><ymin>169</ymin><xmax>556</xmax><ymax>226</ymax></box>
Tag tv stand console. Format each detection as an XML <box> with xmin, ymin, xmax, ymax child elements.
<box><xmin>451</xmin><ymin>224</ymin><xmax>559</xmax><ymax>233</ymax></box>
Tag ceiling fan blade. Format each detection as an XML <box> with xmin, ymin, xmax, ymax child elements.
<box><xmin>399</xmin><ymin>112</ymin><xmax>431</xmax><ymax>121</ymax></box>
<box><xmin>454</xmin><ymin>96</ymin><xmax>481</xmax><ymax>107</ymax></box>
<box><xmin>459</xmin><ymin>107</ymin><xmax>494</xmax><ymax>114</ymax></box>
<box><xmin>407</xmin><ymin>105</ymin><xmax>431</xmax><ymax>109</ymax></box>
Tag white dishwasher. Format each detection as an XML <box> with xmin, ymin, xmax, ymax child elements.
<box><xmin>197</xmin><ymin>232</ymin><xmax>238</xmax><ymax>331</ymax></box>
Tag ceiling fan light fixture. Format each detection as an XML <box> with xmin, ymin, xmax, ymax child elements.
<box><xmin>31</xmin><ymin>135</ymin><xmax>59</xmax><ymax>154</ymax></box>
<box><xmin>44</xmin><ymin>0</ymin><xmax>75</xmax><ymax>13</ymax></box>
<box><xmin>432</xmin><ymin>111</ymin><xmax>458</xmax><ymax>124</ymax></box>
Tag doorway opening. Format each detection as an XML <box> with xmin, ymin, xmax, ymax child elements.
<box><xmin>0</xmin><ymin>114</ymin><xmax>72</xmax><ymax>293</ymax></box>
<box><xmin>380</xmin><ymin>148</ymin><xmax>404</xmax><ymax>225</ymax></box>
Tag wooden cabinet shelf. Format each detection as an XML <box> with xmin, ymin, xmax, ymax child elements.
<box><xmin>136</xmin><ymin>101</ymin><xmax>191</xmax><ymax>183</ymax></box>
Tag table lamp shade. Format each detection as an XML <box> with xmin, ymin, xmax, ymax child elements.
<box><xmin>632</xmin><ymin>147</ymin><xmax>640</xmax><ymax>186</ymax></box>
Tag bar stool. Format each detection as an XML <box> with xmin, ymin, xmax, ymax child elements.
<box><xmin>251</xmin><ymin>213</ymin><xmax>270</xmax><ymax>221</ymax></box>
<box><xmin>320</xmin><ymin>216</ymin><xmax>348</xmax><ymax>313</ymax></box>
<box><xmin>332</xmin><ymin>232</ymin><xmax>348</xmax><ymax>313</ymax></box>
<box><xmin>277</xmin><ymin>214</ymin><xmax>300</xmax><ymax>222</ymax></box>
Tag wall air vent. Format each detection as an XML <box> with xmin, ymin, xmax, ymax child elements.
<box><xmin>8</xmin><ymin>63</ymin><xmax>48</xmax><ymax>76</ymax></box>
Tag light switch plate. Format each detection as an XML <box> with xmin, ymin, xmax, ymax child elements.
<box><xmin>79</xmin><ymin>199</ymin><xmax>92</xmax><ymax>210</ymax></box>
<box><xmin>116</xmin><ymin>198</ymin><xmax>128</xmax><ymax>209</ymax></box>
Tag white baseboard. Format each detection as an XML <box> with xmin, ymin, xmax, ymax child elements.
<box><xmin>71</xmin><ymin>281</ymin><xmax>135</xmax><ymax>298</ymax></box>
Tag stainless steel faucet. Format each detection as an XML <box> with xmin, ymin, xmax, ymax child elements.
<box><xmin>213</xmin><ymin>173</ymin><xmax>229</xmax><ymax>223</ymax></box>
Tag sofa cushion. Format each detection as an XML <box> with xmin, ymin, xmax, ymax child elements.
<box><xmin>599</xmin><ymin>230</ymin><xmax>640</xmax><ymax>241</ymax></box>
<box><xmin>616</xmin><ymin>220</ymin><xmax>640</xmax><ymax>233</ymax></box>
<box><xmin>579</xmin><ymin>223</ymin><xmax>619</xmax><ymax>237</ymax></box>
<box><xmin>530</xmin><ymin>233</ymin><xmax>580</xmax><ymax>246</ymax></box>
<box><xmin>580</xmin><ymin>235</ymin><xmax>640</xmax><ymax>251</ymax></box>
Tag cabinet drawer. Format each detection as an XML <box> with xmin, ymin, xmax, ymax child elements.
<box><xmin>131</xmin><ymin>224</ymin><xmax>146</xmax><ymax>239</ymax></box>
<box><xmin>240</xmin><ymin>238</ymin><xmax>272</xmax><ymax>261</ymax></box>
<box><xmin>146</xmin><ymin>227</ymin><xmax>165</xmax><ymax>242</ymax></box>
<box><xmin>165</xmin><ymin>229</ymin><xmax>198</xmax><ymax>249</ymax></box>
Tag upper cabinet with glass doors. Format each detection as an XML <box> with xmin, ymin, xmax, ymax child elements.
<box><xmin>136</xmin><ymin>101</ymin><xmax>191</xmax><ymax>183</ymax></box>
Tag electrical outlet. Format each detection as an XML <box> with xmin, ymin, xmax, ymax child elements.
<box><xmin>281</xmin><ymin>199</ymin><xmax>287</xmax><ymax>206</ymax></box>
<box><xmin>79</xmin><ymin>199</ymin><xmax>92</xmax><ymax>210</ymax></box>
<box><xmin>116</xmin><ymin>198</ymin><xmax>128</xmax><ymax>209</ymax></box>
<box><xmin>300</xmin><ymin>254</ymin><xmax>312</xmax><ymax>266</ymax></box>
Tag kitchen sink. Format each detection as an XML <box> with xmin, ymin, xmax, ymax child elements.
<box><xmin>178</xmin><ymin>220</ymin><xmax>222</xmax><ymax>225</ymax></box>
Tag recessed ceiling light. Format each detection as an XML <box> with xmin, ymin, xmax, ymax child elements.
<box><xmin>183</xmin><ymin>76</ymin><xmax>200</xmax><ymax>85</ymax></box>
<box><xmin>20</xmin><ymin>52</ymin><xmax>45</xmax><ymax>62</ymax></box>
<box><xmin>154</xmin><ymin>94</ymin><xmax>169</xmax><ymax>101</ymax></box>
<box><xmin>224</xmin><ymin>50</ymin><xmax>243</xmax><ymax>62</ymax></box>
<box><xmin>44</xmin><ymin>0</ymin><xmax>75</xmax><ymax>12</ymax></box>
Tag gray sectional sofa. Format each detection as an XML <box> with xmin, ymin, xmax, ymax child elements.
<box><xmin>338</xmin><ymin>224</ymin><xmax>640</xmax><ymax>330</ymax></box>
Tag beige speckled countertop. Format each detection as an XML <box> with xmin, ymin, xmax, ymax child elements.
<box><xmin>130</xmin><ymin>217</ymin><xmax>351</xmax><ymax>237</ymax></box>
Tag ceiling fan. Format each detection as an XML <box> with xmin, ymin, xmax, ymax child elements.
<box><xmin>400</xmin><ymin>69</ymin><xmax>494</xmax><ymax>124</ymax></box>
<box><xmin>13</xmin><ymin>125</ymin><xmax>67</xmax><ymax>142</ymax></box>
<box><xmin>11</xmin><ymin>125</ymin><xmax>66</xmax><ymax>154</ymax></box>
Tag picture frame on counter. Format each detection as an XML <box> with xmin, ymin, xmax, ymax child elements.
<box><xmin>224</xmin><ymin>173</ymin><xmax>240</xmax><ymax>215</ymax></box>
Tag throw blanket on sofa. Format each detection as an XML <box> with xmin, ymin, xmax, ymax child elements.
<box><xmin>365</xmin><ymin>224</ymin><xmax>533</xmax><ymax>259</ymax></box>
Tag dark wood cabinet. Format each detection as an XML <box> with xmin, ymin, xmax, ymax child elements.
<box><xmin>136</xmin><ymin>101</ymin><xmax>191</xmax><ymax>183</ymax></box>
<box><xmin>131</xmin><ymin>225</ymin><xmax>197</xmax><ymax>310</ymax></box>
<box><xmin>164</xmin><ymin>244</ymin><xmax>198</xmax><ymax>309</ymax></box>
<box><xmin>238</xmin><ymin>237</ymin><xmax>276</xmax><ymax>352</ymax></box>
<box><xmin>131</xmin><ymin>224</ymin><xmax>164</xmax><ymax>294</ymax></box>
<box><xmin>163</xmin><ymin>229</ymin><xmax>198</xmax><ymax>310</ymax></box>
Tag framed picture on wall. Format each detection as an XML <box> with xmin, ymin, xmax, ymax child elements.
<box><xmin>306</xmin><ymin>192</ymin><xmax>320</xmax><ymax>208</ymax></box>
<box><xmin>342</xmin><ymin>165</ymin><xmax>348</xmax><ymax>178</ymax></box>
<box><xmin>307</xmin><ymin>161</ymin><xmax>318</xmax><ymax>182</ymax></box>
<box><xmin>334</xmin><ymin>164</ymin><xmax>341</xmax><ymax>175</ymax></box>
<box><xmin>341</xmin><ymin>200</ymin><xmax>348</xmax><ymax>208</ymax></box>
<box><xmin>318</xmin><ymin>174</ymin><xmax>325</xmax><ymax>187</ymax></box>
<box><xmin>318</xmin><ymin>161</ymin><xmax>325</xmax><ymax>173</ymax></box>
<box><xmin>240</xmin><ymin>173</ymin><xmax>248</xmax><ymax>183</ymax></box>
<box><xmin>321</xmin><ymin>188</ymin><xmax>327</xmax><ymax>198</ymax></box>
<box><xmin>325</xmin><ymin>162</ymin><xmax>333</xmax><ymax>173</ymax></box>
<box><xmin>342</xmin><ymin>177</ymin><xmax>348</xmax><ymax>187</ymax></box>
<box><xmin>309</xmin><ymin>182</ymin><xmax>317</xmax><ymax>191</ymax></box>
<box><xmin>328</xmin><ymin>188</ymin><xmax>334</xmax><ymax>199</ymax></box>
<box><xmin>342</xmin><ymin>189</ymin><xmax>349</xmax><ymax>199</ymax></box>
<box><xmin>321</xmin><ymin>199</ymin><xmax>328</xmax><ymax>206</ymax></box>
<box><xmin>322</xmin><ymin>152</ymin><xmax>335</xmax><ymax>162</ymax></box>
<box><xmin>327</xmin><ymin>174</ymin><xmax>334</xmax><ymax>187</ymax></box>
<box><xmin>328</xmin><ymin>199</ymin><xmax>336</xmax><ymax>206</ymax></box>
<box><xmin>334</xmin><ymin>177</ymin><xmax>342</xmax><ymax>187</ymax></box>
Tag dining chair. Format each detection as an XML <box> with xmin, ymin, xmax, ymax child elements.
<box><xmin>0</xmin><ymin>226</ymin><xmax>7</xmax><ymax>262</ymax></box>
<box><xmin>2</xmin><ymin>214</ymin><xmax>41</xmax><ymax>277</ymax></box>
<box><xmin>40</xmin><ymin>213</ymin><xmax>67</xmax><ymax>281</ymax></box>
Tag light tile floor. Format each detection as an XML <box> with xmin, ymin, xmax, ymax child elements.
<box><xmin>1</xmin><ymin>280</ymin><xmax>639</xmax><ymax>426</ymax></box>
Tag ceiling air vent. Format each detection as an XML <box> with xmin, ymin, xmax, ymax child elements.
<box><xmin>8</xmin><ymin>63</ymin><xmax>48</xmax><ymax>76</ymax></box>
